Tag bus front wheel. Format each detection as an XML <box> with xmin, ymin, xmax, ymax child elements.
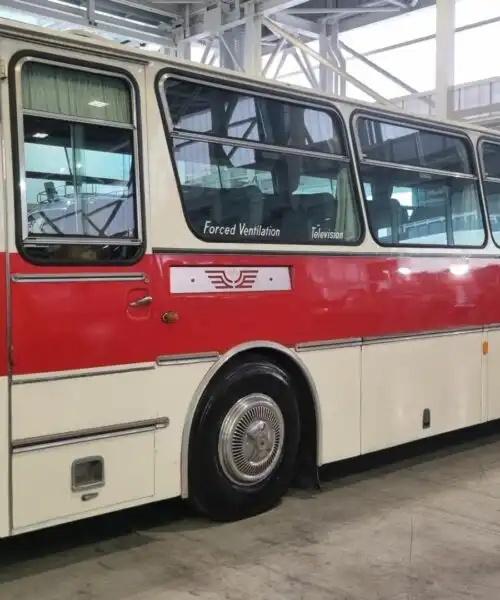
<box><xmin>188</xmin><ymin>356</ymin><xmax>301</xmax><ymax>521</ymax></box>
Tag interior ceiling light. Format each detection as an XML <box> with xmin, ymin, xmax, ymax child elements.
<box><xmin>88</xmin><ymin>100</ymin><xmax>109</xmax><ymax>108</ymax></box>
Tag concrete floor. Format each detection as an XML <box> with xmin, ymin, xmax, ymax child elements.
<box><xmin>2</xmin><ymin>430</ymin><xmax>500</xmax><ymax>600</ymax></box>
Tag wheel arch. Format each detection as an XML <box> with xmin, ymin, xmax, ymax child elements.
<box><xmin>180</xmin><ymin>340</ymin><xmax>321</xmax><ymax>498</ymax></box>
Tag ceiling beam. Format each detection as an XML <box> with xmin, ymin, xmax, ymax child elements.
<box><xmin>185</xmin><ymin>0</ymin><xmax>311</xmax><ymax>40</ymax></box>
<box><xmin>272</xmin><ymin>12</ymin><xmax>321</xmax><ymax>37</ymax></box>
<box><xmin>0</xmin><ymin>0</ymin><xmax>176</xmax><ymax>44</ymax></box>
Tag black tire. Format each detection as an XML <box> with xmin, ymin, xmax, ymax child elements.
<box><xmin>188</xmin><ymin>355</ymin><xmax>301</xmax><ymax>522</ymax></box>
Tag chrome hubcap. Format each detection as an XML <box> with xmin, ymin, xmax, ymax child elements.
<box><xmin>218</xmin><ymin>393</ymin><xmax>285</xmax><ymax>486</ymax></box>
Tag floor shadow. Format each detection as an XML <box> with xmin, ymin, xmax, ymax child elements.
<box><xmin>0</xmin><ymin>498</ymin><xmax>191</xmax><ymax>582</ymax></box>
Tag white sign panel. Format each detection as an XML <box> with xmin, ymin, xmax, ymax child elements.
<box><xmin>170</xmin><ymin>266</ymin><xmax>292</xmax><ymax>294</ymax></box>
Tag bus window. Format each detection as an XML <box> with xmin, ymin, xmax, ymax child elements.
<box><xmin>161</xmin><ymin>77</ymin><xmax>362</xmax><ymax>246</ymax></box>
<box><xmin>355</xmin><ymin>116</ymin><xmax>485</xmax><ymax>248</ymax></box>
<box><xmin>480</xmin><ymin>140</ymin><xmax>500</xmax><ymax>243</ymax></box>
<box><xmin>16</xmin><ymin>61</ymin><xmax>142</xmax><ymax>264</ymax></box>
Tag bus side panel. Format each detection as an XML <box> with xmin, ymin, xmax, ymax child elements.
<box><xmin>11</xmin><ymin>360</ymin><xmax>213</xmax><ymax>505</ymax></box>
<box><xmin>360</xmin><ymin>331</ymin><xmax>484</xmax><ymax>454</ymax></box>
<box><xmin>485</xmin><ymin>329</ymin><xmax>500</xmax><ymax>421</ymax></box>
<box><xmin>297</xmin><ymin>345</ymin><xmax>362</xmax><ymax>465</ymax></box>
<box><xmin>8</xmin><ymin>250</ymin><xmax>500</xmax><ymax>480</ymax></box>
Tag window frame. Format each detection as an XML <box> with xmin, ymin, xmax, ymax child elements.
<box><xmin>350</xmin><ymin>108</ymin><xmax>488</xmax><ymax>250</ymax></box>
<box><xmin>9</xmin><ymin>51</ymin><xmax>146</xmax><ymax>266</ymax></box>
<box><xmin>155</xmin><ymin>68</ymin><xmax>365</xmax><ymax>248</ymax></box>
<box><xmin>478</xmin><ymin>135</ymin><xmax>500</xmax><ymax>250</ymax></box>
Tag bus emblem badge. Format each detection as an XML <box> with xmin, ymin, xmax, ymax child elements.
<box><xmin>206</xmin><ymin>268</ymin><xmax>259</xmax><ymax>290</ymax></box>
<box><xmin>169</xmin><ymin>266</ymin><xmax>291</xmax><ymax>294</ymax></box>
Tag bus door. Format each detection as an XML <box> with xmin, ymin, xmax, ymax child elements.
<box><xmin>7</xmin><ymin>54</ymin><xmax>158</xmax><ymax>532</ymax></box>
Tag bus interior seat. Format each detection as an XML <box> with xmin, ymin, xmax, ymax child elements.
<box><xmin>366</xmin><ymin>182</ymin><xmax>408</xmax><ymax>242</ymax></box>
<box><xmin>278</xmin><ymin>193</ymin><xmax>336</xmax><ymax>241</ymax></box>
<box><xmin>279</xmin><ymin>196</ymin><xmax>311</xmax><ymax>241</ymax></box>
<box><xmin>181</xmin><ymin>185</ymin><xmax>220</xmax><ymax>234</ymax></box>
<box><xmin>261</xmin><ymin>192</ymin><xmax>287</xmax><ymax>230</ymax></box>
<box><xmin>300</xmin><ymin>193</ymin><xmax>337</xmax><ymax>230</ymax></box>
<box><xmin>218</xmin><ymin>185</ymin><xmax>264</xmax><ymax>227</ymax></box>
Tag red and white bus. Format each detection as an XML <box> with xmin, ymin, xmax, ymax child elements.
<box><xmin>0</xmin><ymin>17</ymin><xmax>498</xmax><ymax>536</ymax></box>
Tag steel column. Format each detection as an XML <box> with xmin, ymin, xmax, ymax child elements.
<box><xmin>243</xmin><ymin>5</ymin><xmax>263</xmax><ymax>76</ymax></box>
<box><xmin>318</xmin><ymin>24</ymin><xmax>333</xmax><ymax>94</ymax></box>
<box><xmin>435</xmin><ymin>0</ymin><xmax>455</xmax><ymax>118</ymax></box>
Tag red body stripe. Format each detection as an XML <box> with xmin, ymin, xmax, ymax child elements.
<box><xmin>5</xmin><ymin>251</ymin><xmax>499</xmax><ymax>376</ymax></box>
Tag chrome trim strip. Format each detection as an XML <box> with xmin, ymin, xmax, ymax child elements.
<box><xmin>152</xmin><ymin>246</ymin><xmax>493</xmax><ymax>258</ymax></box>
<box><xmin>296</xmin><ymin>338</ymin><xmax>362</xmax><ymax>351</ymax></box>
<box><xmin>362</xmin><ymin>325</ymin><xmax>483</xmax><ymax>345</ymax></box>
<box><xmin>297</xmin><ymin>326</ymin><xmax>487</xmax><ymax>351</ymax></box>
<box><xmin>12</xmin><ymin>324</ymin><xmax>490</xmax><ymax>384</ymax></box>
<box><xmin>156</xmin><ymin>352</ymin><xmax>219</xmax><ymax>366</ymax></box>
<box><xmin>11</xmin><ymin>272</ymin><xmax>147</xmax><ymax>284</ymax></box>
<box><xmin>180</xmin><ymin>340</ymin><xmax>321</xmax><ymax>499</ymax></box>
<box><xmin>12</xmin><ymin>362</ymin><xmax>156</xmax><ymax>385</ymax></box>
<box><xmin>23</xmin><ymin>109</ymin><xmax>135</xmax><ymax>130</ymax></box>
<box><xmin>359</xmin><ymin>157</ymin><xmax>477</xmax><ymax>181</ymax></box>
<box><xmin>23</xmin><ymin>237</ymin><xmax>142</xmax><ymax>247</ymax></box>
<box><xmin>171</xmin><ymin>130</ymin><xmax>349</xmax><ymax>163</ymax></box>
<box><xmin>12</xmin><ymin>417</ymin><xmax>170</xmax><ymax>453</ymax></box>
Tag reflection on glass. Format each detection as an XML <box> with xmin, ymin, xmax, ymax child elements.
<box><xmin>357</xmin><ymin>117</ymin><xmax>473</xmax><ymax>174</ymax></box>
<box><xmin>360</xmin><ymin>163</ymin><xmax>484</xmax><ymax>247</ymax></box>
<box><xmin>172</xmin><ymin>138</ymin><xmax>360</xmax><ymax>244</ymax></box>
<box><xmin>23</xmin><ymin>115</ymin><xmax>136</xmax><ymax>239</ymax></box>
<box><xmin>164</xmin><ymin>78</ymin><xmax>346</xmax><ymax>156</ymax></box>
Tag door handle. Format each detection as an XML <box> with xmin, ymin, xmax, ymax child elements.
<box><xmin>129</xmin><ymin>295</ymin><xmax>152</xmax><ymax>308</ymax></box>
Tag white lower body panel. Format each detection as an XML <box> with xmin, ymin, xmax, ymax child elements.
<box><xmin>298</xmin><ymin>345</ymin><xmax>361</xmax><ymax>465</ymax></box>
<box><xmin>0</xmin><ymin>376</ymin><xmax>8</xmax><ymax>537</ymax></box>
<box><xmin>10</xmin><ymin>361</ymin><xmax>213</xmax><ymax>534</ymax></box>
<box><xmin>13</xmin><ymin>428</ymin><xmax>156</xmax><ymax>531</ymax></box>
<box><xmin>299</xmin><ymin>329</ymin><xmax>487</xmax><ymax>466</ymax></box>
<box><xmin>485</xmin><ymin>329</ymin><xmax>500</xmax><ymax>421</ymax></box>
<box><xmin>360</xmin><ymin>331</ymin><xmax>483</xmax><ymax>454</ymax></box>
